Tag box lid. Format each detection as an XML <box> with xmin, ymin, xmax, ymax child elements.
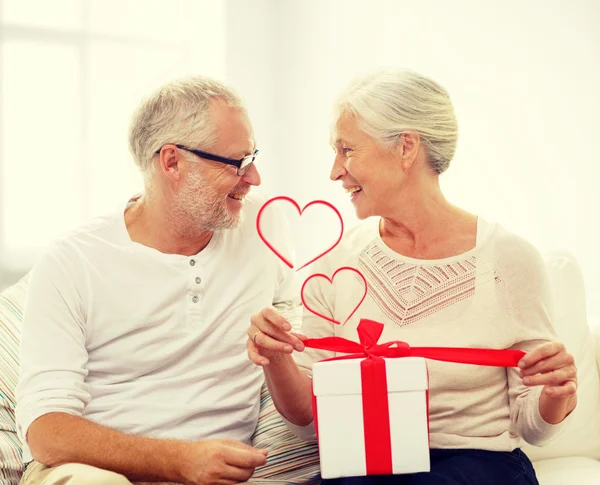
<box><xmin>313</xmin><ymin>356</ymin><xmax>428</xmax><ymax>397</ymax></box>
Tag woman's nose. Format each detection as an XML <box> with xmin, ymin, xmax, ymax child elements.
<box><xmin>330</xmin><ymin>155</ymin><xmax>347</xmax><ymax>181</ymax></box>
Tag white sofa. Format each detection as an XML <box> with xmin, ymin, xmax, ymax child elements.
<box><xmin>0</xmin><ymin>251</ymin><xmax>599</xmax><ymax>484</ymax></box>
<box><xmin>519</xmin><ymin>251</ymin><xmax>600</xmax><ymax>483</ymax></box>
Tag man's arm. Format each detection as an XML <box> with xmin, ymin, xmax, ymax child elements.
<box><xmin>28</xmin><ymin>413</ymin><xmax>267</xmax><ymax>484</ymax></box>
<box><xmin>18</xmin><ymin>245</ymin><xmax>266</xmax><ymax>484</ymax></box>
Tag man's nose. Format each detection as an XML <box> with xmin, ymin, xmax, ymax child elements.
<box><xmin>242</xmin><ymin>163</ymin><xmax>261</xmax><ymax>186</ymax></box>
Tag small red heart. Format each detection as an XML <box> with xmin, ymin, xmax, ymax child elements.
<box><xmin>256</xmin><ymin>196</ymin><xmax>344</xmax><ymax>271</ymax></box>
<box><xmin>301</xmin><ymin>266</ymin><xmax>368</xmax><ymax>325</ymax></box>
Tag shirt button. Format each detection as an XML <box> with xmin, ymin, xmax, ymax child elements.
<box><xmin>195</xmin><ymin>277</ymin><xmax>201</xmax><ymax>284</ymax></box>
<box><xmin>192</xmin><ymin>295</ymin><xmax>199</xmax><ymax>303</ymax></box>
<box><xmin>190</xmin><ymin>259</ymin><xmax>196</xmax><ymax>266</ymax></box>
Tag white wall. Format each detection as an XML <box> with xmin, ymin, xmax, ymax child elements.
<box><xmin>0</xmin><ymin>0</ymin><xmax>227</xmax><ymax>281</ymax></box>
<box><xmin>2</xmin><ymin>0</ymin><xmax>598</xmax><ymax>321</ymax></box>
<box><xmin>224</xmin><ymin>0</ymin><xmax>279</xmax><ymax>188</ymax></box>
<box><xmin>234</xmin><ymin>0</ymin><xmax>600</xmax><ymax>319</ymax></box>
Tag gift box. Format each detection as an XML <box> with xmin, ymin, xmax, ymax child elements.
<box><xmin>303</xmin><ymin>318</ymin><xmax>525</xmax><ymax>480</ymax></box>
<box><xmin>313</xmin><ymin>356</ymin><xmax>430</xmax><ymax>478</ymax></box>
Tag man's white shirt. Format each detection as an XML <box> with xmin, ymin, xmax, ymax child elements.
<box><xmin>16</xmin><ymin>191</ymin><xmax>298</xmax><ymax>462</ymax></box>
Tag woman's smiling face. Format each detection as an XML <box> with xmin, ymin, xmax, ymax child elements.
<box><xmin>330</xmin><ymin>112</ymin><xmax>408</xmax><ymax>220</ymax></box>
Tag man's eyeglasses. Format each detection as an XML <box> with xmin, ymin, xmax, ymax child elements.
<box><xmin>156</xmin><ymin>144</ymin><xmax>260</xmax><ymax>176</ymax></box>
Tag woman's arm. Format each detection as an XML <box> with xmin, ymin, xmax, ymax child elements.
<box><xmin>497</xmin><ymin>234</ymin><xmax>577</xmax><ymax>444</ymax></box>
<box><xmin>247</xmin><ymin>306</ymin><xmax>314</xmax><ymax>425</ymax></box>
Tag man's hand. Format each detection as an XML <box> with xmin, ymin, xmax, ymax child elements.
<box><xmin>518</xmin><ymin>341</ymin><xmax>578</xmax><ymax>424</ymax></box>
<box><xmin>179</xmin><ymin>439</ymin><xmax>267</xmax><ymax>485</ymax></box>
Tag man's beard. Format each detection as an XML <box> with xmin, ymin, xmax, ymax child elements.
<box><xmin>170</xmin><ymin>169</ymin><xmax>242</xmax><ymax>237</ymax></box>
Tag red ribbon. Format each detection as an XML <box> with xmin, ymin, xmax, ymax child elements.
<box><xmin>305</xmin><ymin>318</ymin><xmax>525</xmax><ymax>476</ymax></box>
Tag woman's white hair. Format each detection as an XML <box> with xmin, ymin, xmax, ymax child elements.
<box><xmin>128</xmin><ymin>75</ymin><xmax>245</xmax><ymax>180</ymax></box>
<box><xmin>333</xmin><ymin>69</ymin><xmax>458</xmax><ymax>174</ymax></box>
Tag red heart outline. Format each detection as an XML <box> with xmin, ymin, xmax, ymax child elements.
<box><xmin>256</xmin><ymin>196</ymin><xmax>344</xmax><ymax>271</ymax></box>
<box><xmin>301</xmin><ymin>266</ymin><xmax>368</xmax><ymax>325</ymax></box>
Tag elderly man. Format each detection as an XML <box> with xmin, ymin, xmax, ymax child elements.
<box><xmin>16</xmin><ymin>76</ymin><xmax>298</xmax><ymax>485</ymax></box>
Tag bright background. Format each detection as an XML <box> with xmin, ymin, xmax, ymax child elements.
<box><xmin>1</xmin><ymin>0</ymin><xmax>598</xmax><ymax>320</ymax></box>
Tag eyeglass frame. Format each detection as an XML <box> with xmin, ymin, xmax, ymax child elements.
<box><xmin>155</xmin><ymin>144</ymin><xmax>259</xmax><ymax>176</ymax></box>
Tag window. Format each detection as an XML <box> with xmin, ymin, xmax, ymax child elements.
<box><xmin>0</xmin><ymin>0</ymin><xmax>226</xmax><ymax>276</ymax></box>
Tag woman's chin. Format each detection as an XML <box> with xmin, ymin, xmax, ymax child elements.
<box><xmin>353</xmin><ymin>204</ymin><xmax>372</xmax><ymax>220</ymax></box>
<box><xmin>350</xmin><ymin>192</ymin><xmax>374</xmax><ymax>219</ymax></box>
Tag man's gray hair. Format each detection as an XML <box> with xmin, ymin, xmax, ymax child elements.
<box><xmin>128</xmin><ymin>75</ymin><xmax>245</xmax><ymax>178</ymax></box>
<box><xmin>333</xmin><ymin>69</ymin><xmax>458</xmax><ymax>174</ymax></box>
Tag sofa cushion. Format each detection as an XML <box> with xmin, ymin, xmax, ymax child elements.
<box><xmin>251</xmin><ymin>383</ymin><xmax>320</xmax><ymax>484</ymax></box>
<box><xmin>0</xmin><ymin>274</ymin><xmax>29</xmax><ymax>484</ymax></box>
<box><xmin>522</xmin><ymin>252</ymin><xmax>600</xmax><ymax>462</ymax></box>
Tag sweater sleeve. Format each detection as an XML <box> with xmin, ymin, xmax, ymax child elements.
<box><xmin>15</xmin><ymin>241</ymin><xmax>91</xmax><ymax>445</ymax></box>
<box><xmin>496</xmin><ymin>234</ymin><xmax>568</xmax><ymax>446</ymax></box>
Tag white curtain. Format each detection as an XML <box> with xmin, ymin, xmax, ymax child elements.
<box><xmin>0</xmin><ymin>0</ymin><xmax>226</xmax><ymax>269</ymax></box>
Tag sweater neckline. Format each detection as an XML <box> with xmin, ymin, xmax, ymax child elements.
<box><xmin>370</xmin><ymin>216</ymin><xmax>497</xmax><ymax>266</ymax></box>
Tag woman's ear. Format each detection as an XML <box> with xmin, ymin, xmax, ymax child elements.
<box><xmin>396</xmin><ymin>132</ymin><xmax>420</xmax><ymax>173</ymax></box>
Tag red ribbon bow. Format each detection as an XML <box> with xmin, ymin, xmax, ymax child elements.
<box><xmin>305</xmin><ymin>319</ymin><xmax>525</xmax><ymax>476</ymax></box>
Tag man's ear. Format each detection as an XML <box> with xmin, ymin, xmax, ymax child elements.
<box><xmin>396</xmin><ymin>132</ymin><xmax>420</xmax><ymax>173</ymax></box>
<box><xmin>158</xmin><ymin>145</ymin><xmax>184</xmax><ymax>182</ymax></box>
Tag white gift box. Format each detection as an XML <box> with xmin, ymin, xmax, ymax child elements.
<box><xmin>313</xmin><ymin>356</ymin><xmax>430</xmax><ymax>479</ymax></box>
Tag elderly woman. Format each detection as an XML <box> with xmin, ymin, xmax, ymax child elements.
<box><xmin>247</xmin><ymin>70</ymin><xmax>577</xmax><ymax>485</ymax></box>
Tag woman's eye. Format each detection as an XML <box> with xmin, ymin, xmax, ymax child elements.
<box><xmin>342</xmin><ymin>147</ymin><xmax>352</xmax><ymax>154</ymax></box>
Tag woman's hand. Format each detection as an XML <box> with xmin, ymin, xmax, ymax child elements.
<box><xmin>518</xmin><ymin>341</ymin><xmax>577</xmax><ymax>424</ymax></box>
<box><xmin>247</xmin><ymin>306</ymin><xmax>306</xmax><ymax>367</ymax></box>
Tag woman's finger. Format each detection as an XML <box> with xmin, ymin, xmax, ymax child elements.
<box><xmin>246</xmin><ymin>338</ymin><xmax>270</xmax><ymax>366</ymax></box>
<box><xmin>290</xmin><ymin>331</ymin><xmax>308</xmax><ymax>347</ymax></box>
<box><xmin>522</xmin><ymin>367</ymin><xmax>577</xmax><ymax>387</ymax></box>
<box><xmin>261</xmin><ymin>306</ymin><xmax>292</xmax><ymax>331</ymax></box>
<box><xmin>265</xmin><ymin>320</ymin><xmax>305</xmax><ymax>350</ymax></box>
<box><xmin>253</xmin><ymin>328</ymin><xmax>295</xmax><ymax>354</ymax></box>
<box><xmin>255</xmin><ymin>318</ymin><xmax>304</xmax><ymax>351</ymax></box>
<box><xmin>520</xmin><ymin>352</ymin><xmax>575</xmax><ymax>377</ymax></box>
<box><xmin>519</xmin><ymin>342</ymin><xmax>565</xmax><ymax>370</ymax></box>
<box><xmin>543</xmin><ymin>380</ymin><xmax>578</xmax><ymax>398</ymax></box>
<box><xmin>249</xmin><ymin>307</ymin><xmax>304</xmax><ymax>351</ymax></box>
